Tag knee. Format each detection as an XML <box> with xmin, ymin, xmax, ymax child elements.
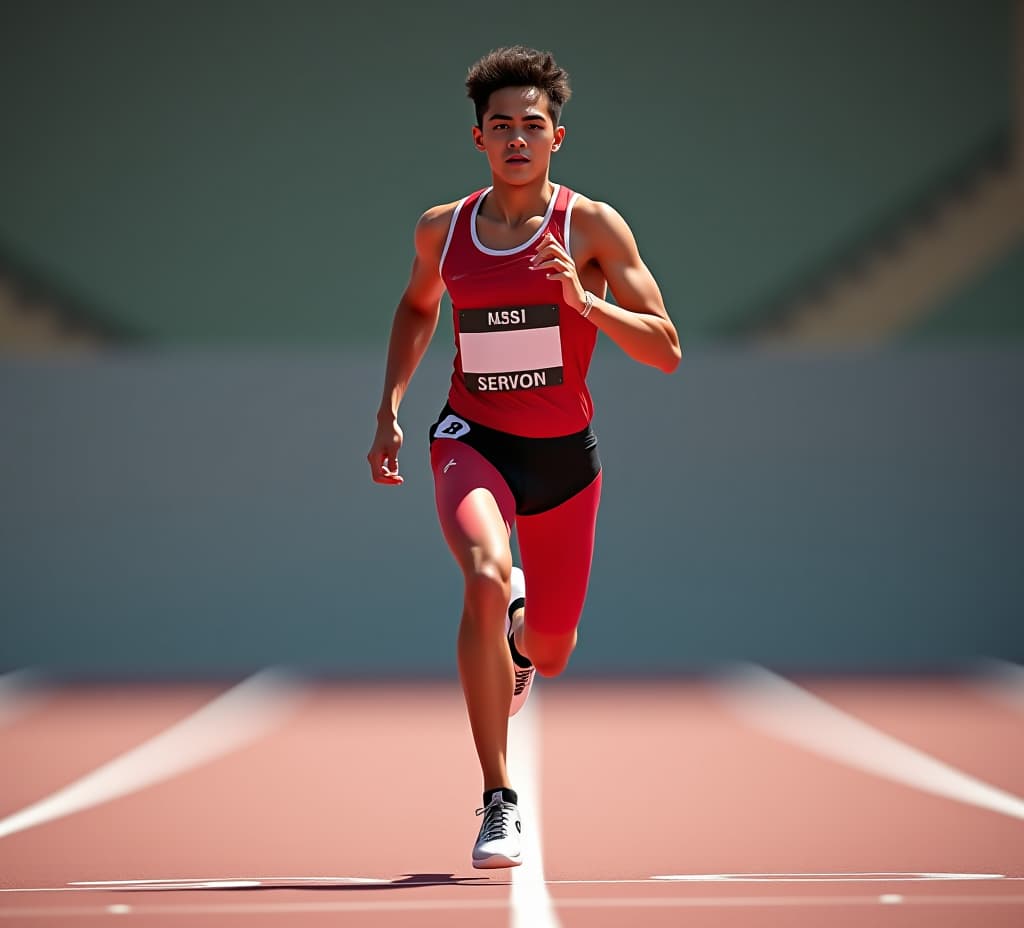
<box><xmin>523</xmin><ymin>631</ymin><xmax>576</xmax><ymax>678</ymax></box>
<box><xmin>532</xmin><ymin>654</ymin><xmax>571</xmax><ymax>678</ymax></box>
<box><xmin>462</xmin><ymin>556</ymin><xmax>512</xmax><ymax>622</ymax></box>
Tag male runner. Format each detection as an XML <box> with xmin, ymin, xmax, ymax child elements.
<box><xmin>368</xmin><ymin>45</ymin><xmax>680</xmax><ymax>869</ymax></box>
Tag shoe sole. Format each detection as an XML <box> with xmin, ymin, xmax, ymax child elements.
<box><xmin>472</xmin><ymin>853</ymin><xmax>523</xmax><ymax>869</ymax></box>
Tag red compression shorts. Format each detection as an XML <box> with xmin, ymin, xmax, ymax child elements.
<box><xmin>429</xmin><ymin>406</ymin><xmax>602</xmax><ymax>635</ymax></box>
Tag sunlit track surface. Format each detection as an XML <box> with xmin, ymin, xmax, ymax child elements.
<box><xmin>0</xmin><ymin>670</ymin><xmax>306</xmax><ymax>840</ymax></box>
<box><xmin>1</xmin><ymin>670</ymin><xmax>1022</xmax><ymax>926</ymax></box>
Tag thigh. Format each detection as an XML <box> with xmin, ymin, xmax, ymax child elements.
<box><xmin>430</xmin><ymin>439</ymin><xmax>517</xmax><ymax>574</ymax></box>
<box><xmin>516</xmin><ymin>471</ymin><xmax>603</xmax><ymax>635</ymax></box>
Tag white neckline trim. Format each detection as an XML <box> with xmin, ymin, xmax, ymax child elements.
<box><xmin>470</xmin><ymin>184</ymin><xmax>561</xmax><ymax>256</ymax></box>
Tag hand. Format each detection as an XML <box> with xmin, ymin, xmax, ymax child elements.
<box><xmin>530</xmin><ymin>232</ymin><xmax>586</xmax><ymax>313</ymax></box>
<box><xmin>368</xmin><ymin>417</ymin><xmax>404</xmax><ymax>485</ymax></box>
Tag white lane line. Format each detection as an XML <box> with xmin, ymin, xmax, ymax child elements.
<box><xmin>0</xmin><ymin>667</ymin><xmax>52</xmax><ymax>729</ymax></box>
<box><xmin>2</xmin><ymin>894</ymin><xmax>1024</xmax><ymax>917</ymax></box>
<box><xmin>2</xmin><ymin>874</ymin><xmax>1020</xmax><ymax>893</ymax></box>
<box><xmin>0</xmin><ymin>667</ymin><xmax>305</xmax><ymax>840</ymax></box>
<box><xmin>63</xmin><ymin>877</ymin><xmax>387</xmax><ymax>890</ymax></box>
<box><xmin>653</xmin><ymin>872</ymin><xmax>1007</xmax><ymax>882</ymax></box>
<box><xmin>714</xmin><ymin>663</ymin><xmax>1024</xmax><ymax>821</ymax></box>
<box><xmin>968</xmin><ymin>658</ymin><xmax>1024</xmax><ymax>714</ymax></box>
<box><xmin>507</xmin><ymin>689</ymin><xmax>561</xmax><ymax>928</ymax></box>
<box><xmin>69</xmin><ymin>877</ymin><xmax>388</xmax><ymax>886</ymax></box>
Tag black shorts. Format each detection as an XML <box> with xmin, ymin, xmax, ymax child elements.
<box><xmin>428</xmin><ymin>403</ymin><xmax>601</xmax><ymax>516</ymax></box>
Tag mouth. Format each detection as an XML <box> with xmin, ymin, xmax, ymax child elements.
<box><xmin>505</xmin><ymin>155</ymin><xmax>530</xmax><ymax>164</ymax></box>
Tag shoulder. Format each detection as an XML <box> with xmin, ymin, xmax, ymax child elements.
<box><xmin>566</xmin><ymin>193</ymin><xmax>638</xmax><ymax>253</ymax></box>
<box><xmin>412</xmin><ymin>198</ymin><xmax>462</xmax><ymax>257</ymax></box>
<box><xmin>416</xmin><ymin>199</ymin><xmax>459</xmax><ymax>235</ymax></box>
<box><xmin>414</xmin><ymin>188</ymin><xmax>485</xmax><ymax>240</ymax></box>
<box><xmin>569</xmin><ymin>194</ymin><xmax>629</xmax><ymax>230</ymax></box>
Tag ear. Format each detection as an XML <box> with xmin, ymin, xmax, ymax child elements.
<box><xmin>551</xmin><ymin>125</ymin><xmax>566</xmax><ymax>152</ymax></box>
<box><xmin>472</xmin><ymin>125</ymin><xmax>485</xmax><ymax>151</ymax></box>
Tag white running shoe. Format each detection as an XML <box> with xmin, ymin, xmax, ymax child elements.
<box><xmin>472</xmin><ymin>791</ymin><xmax>523</xmax><ymax>869</ymax></box>
<box><xmin>506</xmin><ymin>566</ymin><xmax>535</xmax><ymax>717</ymax></box>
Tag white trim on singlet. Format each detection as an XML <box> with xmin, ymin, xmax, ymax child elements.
<box><xmin>470</xmin><ymin>184</ymin><xmax>562</xmax><ymax>256</ymax></box>
<box><xmin>563</xmin><ymin>191</ymin><xmax>580</xmax><ymax>259</ymax></box>
<box><xmin>439</xmin><ymin>195</ymin><xmax>470</xmax><ymax>276</ymax></box>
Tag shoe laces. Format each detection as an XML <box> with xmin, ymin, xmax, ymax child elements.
<box><xmin>476</xmin><ymin>799</ymin><xmax>515</xmax><ymax>841</ymax></box>
<box><xmin>513</xmin><ymin>666</ymin><xmax>533</xmax><ymax>696</ymax></box>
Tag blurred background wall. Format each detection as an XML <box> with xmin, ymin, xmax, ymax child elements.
<box><xmin>1</xmin><ymin>0</ymin><xmax>1022</xmax><ymax>677</ymax></box>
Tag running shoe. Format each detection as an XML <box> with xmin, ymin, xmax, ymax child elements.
<box><xmin>472</xmin><ymin>790</ymin><xmax>523</xmax><ymax>869</ymax></box>
<box><xmin>507</xmin><ymin>566</ymin><xmax>534</xmax><ymax>717</ymax></box>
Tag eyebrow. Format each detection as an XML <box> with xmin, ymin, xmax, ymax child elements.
<box><xmin>487</xmin><ymin>112</ymin><xmax>548</xmax><ymax>123</ymax></box>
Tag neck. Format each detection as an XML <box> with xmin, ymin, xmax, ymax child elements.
<box><xmin>482</xmin><ymin>178</ymin><xmax>555</xmax><ymax>227</ymax></box>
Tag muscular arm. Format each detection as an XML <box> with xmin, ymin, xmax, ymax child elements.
<box><xmin>571</xmin><ymin>201</ymin><xmax>681</xmax><ymax>374</ymax></box>
<box><xmin>368</xmin><ymin>204</ymin><xmax>451</xmax><ymax>484</ymax></box>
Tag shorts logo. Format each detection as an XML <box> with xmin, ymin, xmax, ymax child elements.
<box><xmin>433</xmin><ymin>414</ymin><xmax>470</xmax><ymax>439</ymax></box>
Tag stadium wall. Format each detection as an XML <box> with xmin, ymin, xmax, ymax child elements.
<box><xmin>2</xmin><ymin>345</ymin><xmax>1021</xmax><ymax>677</ymax></box>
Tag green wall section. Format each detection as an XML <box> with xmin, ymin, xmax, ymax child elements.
<box><xmin>903</xmin><ymin>241</ymin><xmax>1024</xmax><ymax>342</ymax></box>
<box><xmin>0</xmin><ymin>0</ymin><xmax>1012</xmax><ymax>344</ymax></box>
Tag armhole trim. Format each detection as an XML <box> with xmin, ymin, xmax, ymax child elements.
<box><xmin>564</xmin><ymin>191</ymin><xmax>580</xmax><ymax>259</ymax></box>
<box><xmin>439</xmin><ymin>196</ymin><xmax>469</xmax><ymax>275</ymax></box>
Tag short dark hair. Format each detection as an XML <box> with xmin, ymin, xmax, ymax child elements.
<box><xmin>465</xmin><ymin>46</ymin><xmax>572</xmax><ymax>128</ymax></box>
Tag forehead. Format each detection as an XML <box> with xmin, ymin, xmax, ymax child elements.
<box><xmin>483</xmin><ymin>85</ymin><xmax>551</xmax><ymax>119</ymax></box>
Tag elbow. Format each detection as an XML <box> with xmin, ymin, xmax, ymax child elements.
<box><xmin>658</xmin><ymin>318</ymin><xmax>682</xmax><ymax>374</ymax></box>
<box><xmin>659</xmin><ymin>341</ymin><xmax>682</xmax><ymax>374</ymax></box>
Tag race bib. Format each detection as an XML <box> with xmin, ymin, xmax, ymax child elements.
<box><xmin>432</xmin><ymin>414</ymin><xmax>471</xmax><ymax>439</ymax></box>
<box><xmin>457</xmin><ymin>304</ymin><xmax>564</xmax><ymax>392</ymax></box>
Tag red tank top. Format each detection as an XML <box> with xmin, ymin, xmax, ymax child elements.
<box><xmin>439</xmin><ymin>184</ymin><xmax>598</xmax><ymax>438</ymax></box>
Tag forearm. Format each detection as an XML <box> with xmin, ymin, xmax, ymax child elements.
<box><xmin>580</xmin><ymin>292</ymin><xmax>681</xmax><ymax>374</ymax></box>
<box><xmin>377</xmin><ymin>300</ymin><xmax>440</xmax><ymax>420</ymax></box>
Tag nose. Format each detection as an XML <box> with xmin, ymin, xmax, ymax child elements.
<box><xmin>507</xmin><ymin>134</ymin><xmax>526</xmax><ymax>150</ymax></box>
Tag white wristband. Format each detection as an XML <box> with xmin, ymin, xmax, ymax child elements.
<box><xmin>580</xmin><ymin>290</ymin><xmax>595</xmax><ymax>319</ymax></box>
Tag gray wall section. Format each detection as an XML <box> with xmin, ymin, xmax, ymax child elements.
<box><xmin>2</xmin><ymin>346</ymin><xmax>1021</xmax><ymax>677</ymax></box>
<box><xmin>0</xmin><ymin>0</ymin><xmax>1012</xmax><ymax>342</ymax></box>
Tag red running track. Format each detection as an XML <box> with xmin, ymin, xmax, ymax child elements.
<box><xmin>1</xmin><ymin>669</ymin><xmax>1022</xmax><ymax>926</ymax></box>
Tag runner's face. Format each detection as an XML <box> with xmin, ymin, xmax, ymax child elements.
<box><xmin>472</xmin><ymin>86</ymin><xmax>564</xmax><ymax>184</ymax></box>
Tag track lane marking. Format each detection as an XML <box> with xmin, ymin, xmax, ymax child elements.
<box><xmin>1</xmin><ymin>873</ymin><xmax>1017</xmax><ymax>893</ymax></box>
<box><xmin>69</xmin><ymin>877</ymin><xmax>388</xmax><ymax>886</ymax></box>
<box><xmin>1</xmin><ymin>874</ymin><xmax>1019</xmax><ymax>896</ymax></box>
<box><xmin>0</xmin><ymin>667</ymin><xmax>304</xmax><ymax>840</ymax></box>
<box><xmin>714</xmin><ymin>663</ymin><xmax>1024</xmax><ymax>820</ymax></box>
<box><xmin>653</xmin><ymin>872</ymin><xmax>1008</xmax><ymax>882</ymax></box>
<box><xmin>507</xmin><ymin>689</ymin><xmax>561</xmax><ymax>928</ymax></box>
<box><xmin>1</xmin><ymin>894</ymin><xmax>1023</xmax><ymax>917</ymax></box>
